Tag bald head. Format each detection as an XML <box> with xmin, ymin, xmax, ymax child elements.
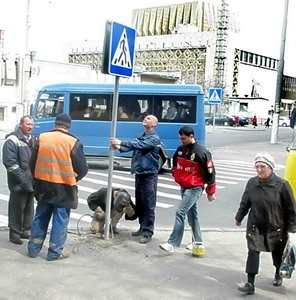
<box><xmin>143</xmin><ymin>115</ymin><xmax>158</xmax><ymax>132</ymax></box>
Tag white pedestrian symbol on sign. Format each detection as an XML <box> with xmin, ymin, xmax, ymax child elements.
<box><xmin>112</xmin><ymin>28</ymin><xmax>132</xmax><ymax>68</ymax></box>
<box><xmin>209</xmin><ymin>89</ymin><xmax>220</xmax><ymax>101</ymax></box>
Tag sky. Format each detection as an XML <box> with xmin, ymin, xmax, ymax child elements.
<box><xmin>0</xmin><ymin>0</ymin><xmax>295</xmax><ymax>76</ymax></box>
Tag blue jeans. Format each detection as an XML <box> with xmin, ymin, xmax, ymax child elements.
<box><xmin>135</xmin><ymin>173</ymin><xmax>158</xmax><ymax>237</ymax></box>
<box><xmin>168</xmin><ymin>186</ymin><xmax>203</xmax><ymax>247</ymax></box>
<box><xmin>27</xmin><ymin>202</ymin><xmax>70</xmax><ymax>260</ymax></box>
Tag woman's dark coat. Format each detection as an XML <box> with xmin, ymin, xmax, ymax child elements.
<box><xmin>235</xmin><ymin>173</ymin><xmax>296</xmax><ymax>252</ymax></box>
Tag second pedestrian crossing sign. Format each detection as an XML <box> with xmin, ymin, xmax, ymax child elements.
<box><xmin>208</xmin><ymin>88</ymin><xmax>223</xmax><ymax>104</ymax></box>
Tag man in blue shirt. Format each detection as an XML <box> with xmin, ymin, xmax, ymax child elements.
<box><xmin>110</xmin><ymin>115</ymin><xmax>160</xmax><ymax>243</ymax></box>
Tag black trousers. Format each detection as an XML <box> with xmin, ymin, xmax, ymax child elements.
<box><xmin>246</xmin><ymin>242</ymin><xmax>286</xmax><ymax>274</ymax></box>
<box><xmin>8</xmin><ymin>191</ymin><xmax>34</xmax><ymax>237</ymax></box>
<box><xmin>135</xmin><ymin>173</ymin><xmax>158</xmax><ymax>237</ymax></box>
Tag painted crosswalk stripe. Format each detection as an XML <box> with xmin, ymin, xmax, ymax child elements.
<box><xmin>87</xmin><ymin>171</ymin><xmax>181</xmax><ymax>190</ymax></box>
<box><xmin>0</xmin><ymin>214</ymin><xmax>8</xmax><ymax>226</ymax></box>
<box><xmin>0</xmin><ymin>194</ymin><xmax>9</xmax><ymax>201</ymax></box>
<box><xmin>215</xmin><ymin>169</ymin><xmax>253</xmax><ymax>178</ymax></box>
<box><xmin>216</xmin><ymin>175</ymin><xmax>247</xmax><ymax>181</ymax></box>
<box><xmin>70</xmin><ymin>212</ymin><xmax>92</xmax><ymax>223</ymax></box>
<box><xmin>78</xmin><ymin>185</ymin><xmax>174</xmax><ymax>208</ymax></box>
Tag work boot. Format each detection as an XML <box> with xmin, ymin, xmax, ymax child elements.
<box><xmin>112</xmin><ymin>226</ymin><xmax>119</xmax><ymax>234</ymax></box>
<box><xmin>9</xmin><ymin>231</ymin><xmax>23</xmax><ymax>245</ymax></box>
<box><xmin>10</xmin><ymin>236</ymin><xmax>23</xmax><ymax>245</ymax></box>
<box><xmin>139</xmin><ymin>235</ymin><xmax>152</xmax><ymax>244</ymax></box>
<box><xmin>47</xmin><ymin>253</ymin><xmax>70</xmax><ymax>261</ymax></box>
<box><xmin>20</xmin><ymin>232</ymin><xmax>30</xmax><ymax>239</ymax></box>
<box><xmin>132</xmin><ymin>229</ymin><xmax>143</xmax><ymax>237</ymax></box>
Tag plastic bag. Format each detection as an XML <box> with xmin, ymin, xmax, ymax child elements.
<box><xmin>279</xmin><ymin>233</ymin><xmax>296</xmax><ymax>278</ymax></box>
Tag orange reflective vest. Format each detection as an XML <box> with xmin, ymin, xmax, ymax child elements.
<box><xmin>34</xmin><ymin>131</ymin><xmax>77</xmax><ymax>186</ymax></box>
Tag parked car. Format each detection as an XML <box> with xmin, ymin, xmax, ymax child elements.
<box><xmin>205</xmin><ymin>115</ymin><xmax>248</xmax><ymax>126</ymax></box>
<box><xmin>271</xmin><ymin>116</ymin><xmax>290</xmax><ymax>127</ymax></box>
<box><xmin>279</xmin><ymin>116</ymin><xmax>290</xmax><ymax>127</ymax></box>
<box><xmin>231</xmin><ymin>115</ymin><xmax>249</xmax><ymax>126</ymax></box>
<box><xmin>205</xmin><ymin>115</ymin><xmax>234</xmax><ymax>126</ymax></box>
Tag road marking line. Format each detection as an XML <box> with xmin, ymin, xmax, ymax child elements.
<box><xmin>216</xmin><ymin>175</ymin><xmax>247</xmax><ymax>181</ymax></box>
<box><xmin>0</xmin><ymin>214</ymin><xmax>8</xmax><ymax>226</ymax></box>
<box><xmin>215</xmin><ymin>170</ymin><xmax>253</xmax><ymax>178</ymax></box>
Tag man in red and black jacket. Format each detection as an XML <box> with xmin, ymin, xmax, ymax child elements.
<box><xmin>159</xmin><ymin>126</ymin><xmax>216</xmax><ymax>254</ymax></box>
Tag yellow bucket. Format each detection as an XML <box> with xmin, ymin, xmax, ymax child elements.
<box><xmin>192</xmin><ymin>242</ymin><xmax>205</xmax><ymax>257</ymax></box>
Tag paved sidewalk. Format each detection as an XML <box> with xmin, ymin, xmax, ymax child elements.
<box><xmin>1</xmin><ymin>127</ymin><xmax>293</xmax><ymax>299</ymax></box>
<box><xmin>0</xmin><ymin>226</ymin><xmax>295</xmax><ymax>299</ymax></box>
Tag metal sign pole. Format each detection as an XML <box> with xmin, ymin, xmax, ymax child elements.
<box><xmin>211</xmin><ymin>105</ymin><xmax>216</xmax><ymax>155</ymax></box>
<box><xmin>104</xmin><ymin>76</ymin><xmax>120</xmax><ymax>240</ymax></box>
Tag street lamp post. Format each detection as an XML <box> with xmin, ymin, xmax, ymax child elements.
<box><xmin>22</xmin><ymin>0</ymin><xmax>31</xmax><ymax>115</ymax></box>
<box><xmin>270</xmin><ymin>0</ymin><xmax>289</xmax><ymax>144</ymax></box>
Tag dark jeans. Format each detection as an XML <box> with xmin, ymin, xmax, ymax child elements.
<box><xmin>135</xmin><ymin>173</ymin><xmax>158</xmax><ymax>237</ymax></box>
<box><xmin>246</xmin><ymin>242</ymin><xmax>286</xmax><ymax>274</ymax></box>
<box><xmin>28</xmin><ymin>202</ymin><xmax>70</xmax><ymax>260</ymax></box>
<box><xmin>8</xmin><ymin>191</ymin><xmax>34</xmax><ymax>238</ymax></box>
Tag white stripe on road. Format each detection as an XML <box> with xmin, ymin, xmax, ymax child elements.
<box><xmin>70</xmin><ymin>211</ymin><xmax>92</xmax><ymax>223</ymax></box>
<box><xmin>78</xmin><ymin>185</ymin><xmax>175</xmax><ymax>208</ymax></box>
<box><xmin>87</xmin><ymin>171</ymin><xmax>181</xmax><ymax>190</ymax></box>
<box><xmin>216</xmin><ymin>179</ymin><xmax>237</xmax><ymax>185</ymax></box>
<box><xmin>80</xmin><ymin>177</ymin><xmax>225</xmax><ymax>200</ymax></box>
<box><xmin>0</xmin><ymin>194</ymin><xmax>9</xmax><ymax>201</ymax></box>
<box><xmin>216</xmin><ymin>174</ymin><xmax>247</xmax><ymax>181</ymax></box>
<box><xmin>215</xmin><ymin>169</ymin><xmax>253</xmax><ymax>178</ymax></box>
<box><xmin>0</xmin><ymin>214</ymin><xmax>8</xmax><ymax>226</ymax></box>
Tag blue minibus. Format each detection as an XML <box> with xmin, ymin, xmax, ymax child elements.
<box><xmin>32</xmin><ymin>83</ymin><xmax>205</xmax><ymax>168</ymax></box>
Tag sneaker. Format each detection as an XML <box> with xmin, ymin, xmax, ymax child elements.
<box><xmin>47</xmin><ymin>253</ymin><xmax>69</xmax><ymax>261</ymax></box>
<box><xmin>159</xmin><ymin>242</ymin><xmax>174</xmax><ymax>253</ymax></box>
<box><xmin>273</xmin><ymin>274</ymin><xmax>283</xmax><ymax>286</ymax></box>
<box><xmin>186</xmin><ymin>243</ymin><xmax>193</xmax><ymax>250</ymax></box>
<box><xmin>132</xmin><ymin>229</ymin><xmax>143</xmax><ymax>237</ymax></box>
<box><xmin>237</xmin><ymin>282</ymin><xmax>255</xmax><ymax>295</ymax></box>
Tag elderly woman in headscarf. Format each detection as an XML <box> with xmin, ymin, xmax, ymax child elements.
<box><xmin>235</xmin><ymin>153</ymin><xmax>296</xmax><ymax>295</ymax></box>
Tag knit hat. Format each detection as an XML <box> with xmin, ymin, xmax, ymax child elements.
<box><xmin>254</xmin><ymin>153</ymin><xmax>275</xmax><ymax>169</ymax></box>
<box><xmin>55</xmin><ymin>113</ymin><xmax>71</xmax><ymax>129</ymax></box>
<box><xmin>114</xmin><ymin>189</ymin><xmax>131</xmax><ymax>213</ymax></box>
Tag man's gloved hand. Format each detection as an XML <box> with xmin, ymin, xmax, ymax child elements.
<box><xmin>95</xmin><ymin>206</ymin><xmax>105</xmax><ymax>221</ymax></box>
<box><xmin>123</xmin><ymin>205</ymin><xmax>135</xmax><ymax>217</ymax></box>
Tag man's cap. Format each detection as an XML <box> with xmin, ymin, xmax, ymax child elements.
<box><xmin>55</xmin><ymin>113</ymin><xmax>71</xmax><ymax>129</ymax></box>
<box><xmin>254</xmin><ymin>153</ymin><xmax>275</xmax><ymax>169</ymax></box>
<box><xmin>114</xmin><ymin>189</ymin><xmax>131</xmax><ymax>212</ymax></box>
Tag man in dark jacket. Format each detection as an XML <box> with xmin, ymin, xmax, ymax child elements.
<box><xmin>235</xmin><ymin>153</ymin><xmax>296</xmax><ymax>295</ymax></box>
<box><xmin>2</xmin><ymin>115</ymin><xmax>35</xmax><ymax>244</ymax></box>
<box><xmin>110</xmin><ymin>115</ymin><xmax>160</xmax><ymax>243</ymax></box>
<box><xmin>159</xmin><ymin>126</ymin><xmax>216</xmax><ymax>254</ymax></box>
<box><xmin>87</xmin><ymin>187</ymin><xmax>136</xmax><ymax>235</ymax></box>
<box><xmin>28</xmin><ymin>113</ymin><xmax>88</xmax><ymax>261</ymax></box>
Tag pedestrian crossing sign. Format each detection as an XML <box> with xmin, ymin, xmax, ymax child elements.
<box><xmin>102</xmin><ymin>21</ymin><xmax>136</xmax><ymax>77</ymax></box>
<box><xmin>208</xmin><ymin>88</ymin><xmax>223</xmax><ymax>104</ymax></box>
